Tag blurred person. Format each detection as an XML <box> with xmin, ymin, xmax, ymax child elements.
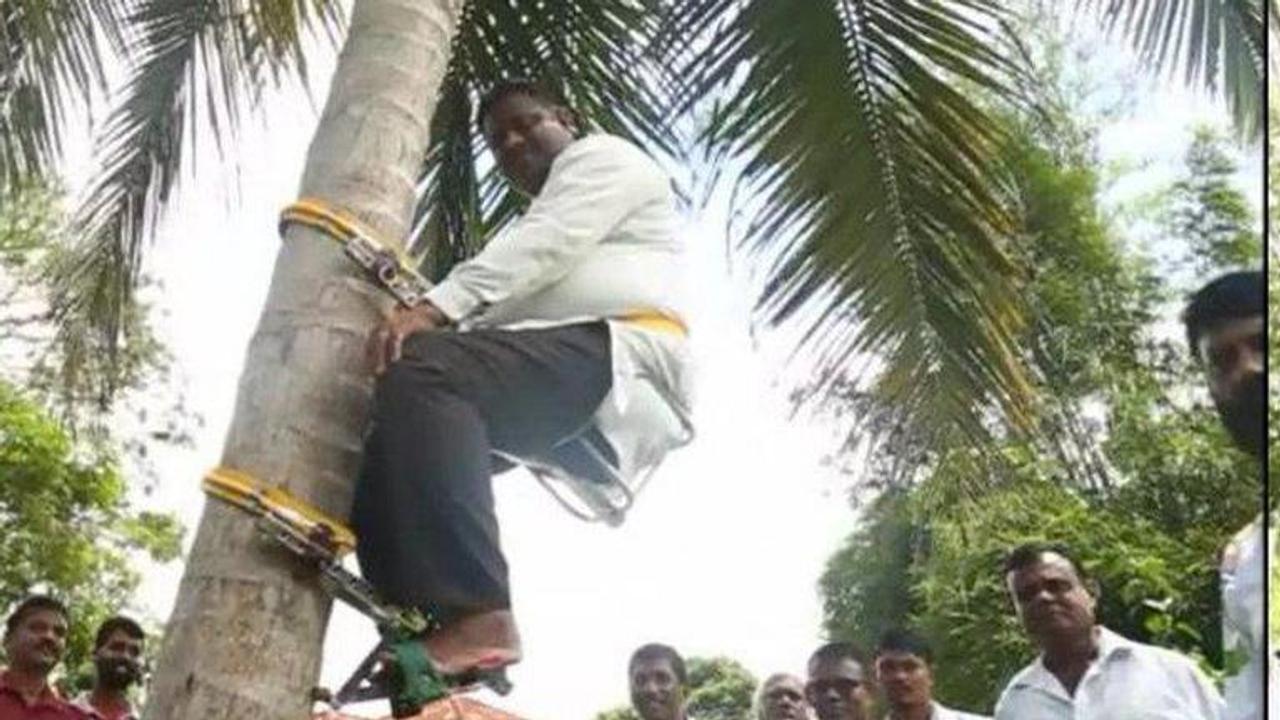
<box><xmin>805</xmin><ymin>643</ymin><xmax>873</xmax><ymax>720</ymax></box>
<box><xmin>629</xmin><ymin>643</ymin><xmax>689</xmax><ymax>720</ymax></box>
<box><xmin>757</xmin><ymin>673</ymin><xmax>809</xmax><ymax>720</ymax></box>
<box><xmin>0</xmin><ymin>595</ymin><xmax>84</xmax><ymax>719</ymax></box>
<box><xmin>873</xmin><ymin>628</ymin><xmax>987</xmax><ymax>719</ymax></box>
<box><xmin>72</xmin><ymin>616</ymin><xmax>144</xmax><ymax>720</ymax></box>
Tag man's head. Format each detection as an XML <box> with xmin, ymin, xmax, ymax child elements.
<box><xmin>1004</xmin><ymin>543</ymin><xmax>1098</xmax><ymax>648</ymax></box>
<box><xmin>805</xmin><ymin>642</ymin><xmax>873</xmax><ymax>720</ymax></box>
<box><xmin>873</xmin><ymin>629</ymin><xmax>934</xmax><ymax>712</ymax></box>
<box><xmin>1183</xmin><ymin>270</ymin><xmax>1265</xmax><ymax>462</ymax></box>
<box><xmin>3</xmin><ymin>595</ymin><xmax>69</xmax><ymax>676</ymax></box>
<box><xmin>478</xmin><ymin>79</ymin><xmax>580</xmax><ymax>196</ymax></box>
<box><xmin>92</xmin><ymin>616</ymin><xmax>145</xmax><ymax>691</ymax></box>
<box><xmin>629</xmin><ymin>643</ymin><xmax>687</xmax><ymax>720</ymax></box>
<box><xmin>758</xmin><ymin>673</ymin><xmax>809</xmax><ymax>720</ymax></box>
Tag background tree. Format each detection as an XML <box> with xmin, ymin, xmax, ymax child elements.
<box><xmin>593</xmin><ymin>657</ymin><xmax>757</xmax><ymax>720</ymax></box>
<box><xmin>0</xmin><ymin>380</ymin><xmax>182</xmax><ymax>678</ymax></box>
<box><xmin>813</xmin><ymin>6</ymin><xmax>1261</xmax><ymax>711</ymax></box>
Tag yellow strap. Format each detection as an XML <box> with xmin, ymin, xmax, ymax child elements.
<box><xmin>280</xmin><ymin>197</ymin><xmax>417</xmax><ymax>269</ymax></box>
<box><xmin>618</xmin><ymin>310</ymin><xmax>688</xmax><ymax>337</ymax></box>
<box><xmin>202</xmin><ymin>466</ymin><xmax>357</xmax><ymax>556</ymax></box>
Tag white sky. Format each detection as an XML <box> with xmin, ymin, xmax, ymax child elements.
<box><xmin>42</xmin><ymin>7</ymin><xmax>1260</xmax><ymax>720</ymax></box>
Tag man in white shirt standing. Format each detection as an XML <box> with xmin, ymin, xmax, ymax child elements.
<box><xmin>994</xmin><ymin>542</ymin><xmax>1224</xmax><ymax>719</ymax></box>
<box><xmin>873</xmin><ymin>628</ymin><xmax>987</xmax><ymax>720</ymax></box>
<box><xmin>1182</xmin><ymin>270</ymin><xmax>1273</xmax><ymax>720</ymax></box>
<box><xmin>355</xmin><ymin>79</ymin><xmax>693</xmax><ymax>681</ymax></box>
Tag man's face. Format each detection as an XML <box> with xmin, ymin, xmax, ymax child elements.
<box><xmin>874</xmin><ymin>651</ymin><xmax>932</xmax><ymax>709</ymax></box>
<box><xmin>482</xmin><ymin>92</ymin><xmax>578</xmax><ymax>196</ymax></box>
<box><xmin>3</xmin><ymin>608</ymin><xmax>67</xmax><ymax>676</ymax></box>
<box><xmin>805</xmin><ymin>657</ymin><xmax>872</xmax><ymax>720</ymax></box>
<box><xmin>1007</xmin><ymin>552</ymin><xmax>1096</xmax><ymax>646</ymax></box>
<box><xmin>761</xmin><ymin>674</ymin><xmax>809</xmax><ymax>720</ymax></box>
<box><xmin>630</xmin><ymin>656</ymin><xmax>685</xmax><ymax>720</ymax></box>
<box><xmin>94</xmin><ymin>629</ymin><xmax>144</xmax><ymax>691</ymax></box>
<box><xmin>1198</xmin><ymin>315</ymin><xmax>1265</xmax><ymax>462</ymax></box>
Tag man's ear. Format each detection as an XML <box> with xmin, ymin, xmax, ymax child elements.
<box><xmin>555</xmin><ymin>106</ymin><xmax>581</xmax><ymax>136</ymax></box>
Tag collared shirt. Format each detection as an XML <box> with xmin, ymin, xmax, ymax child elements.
<box><xmin>70</xmin><ymin>692</ymin><xmax>136</xmax><ymax>720</ymax></box>
<box><xmin>0</xmin><ymin>670</ymin><xmax>87</xmax><ymax>720</ymax></box>
<box><xmin>993</xmin><ymin>627</ymin><xmax>1224</xmax><ymax>719</ymax></box>
<box><xmin>425</xmin><ymin>133</ymin><xmax>694</xmax><ymax>487</ymax></box>
<box><xmin>1219</xmin><ymin>516</ymin><xmax>1277</xmax><ymax>720</ymax></box>
<box><xmin>931</xmin><ymin>700</ymin><xmax>990</xmax><ymax>720</ymax></box>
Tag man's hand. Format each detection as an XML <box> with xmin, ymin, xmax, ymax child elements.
<box><xmin>369</xmin><ymin>302</ymin><xmax>450</xmax><ymax>374</ymax></box>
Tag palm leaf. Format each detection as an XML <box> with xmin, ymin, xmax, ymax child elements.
<box><xmin>1078</xmin><ymin>0</ymin><xmax>1263</xmax><ymax>142</ymax></box>
<box><xmin>52</xmin><ymin>0</ymin><xmax>344</xmax><ymax>387</ymax></box>
<box><xmin>0</xmin><ymin>0</ymin><xmax>131</xmax><ymax>186</ymax></box>
<box><xmin>670</xmin><ymin>0</ymin><xmax>1035</xmax><ymax>442</ymax></box>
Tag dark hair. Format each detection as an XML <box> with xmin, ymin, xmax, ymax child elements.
<box><xmin>5</xmin><ymin>595</ymin><xmax>68</xmax><ymax>637</ymax></box>
<box><xmin>1003</xmin><ymin>542</ymin><xmax>1090</xmax><ymax>583</ymax></box>
<box><xmin>94</xmin><ymin>615</ymin><xmax>145</xmax><ymax>651</ymax></box>
<box><xmin>808</xmin><ymin>641</ymin><xmax>868</xmax><ymax>669</ymax></box>
<box><xmin>875</xmin><ymin>628</ymin><xmax>933</xmax><ymax>664</ymax></box>
<box><xmin>1183</xmin><ymin>270</ymin><xmax>1264</xmax><ymax>359</ymax></box>
<box><xmin>476</xmin><ymin>78</ymin><xmax>572</xmax><ymax>129</ymax></box>
<box><xmin>629</xmin><ymin>643</ymin><xmax>687</xmax><ymax>685</ymax></box>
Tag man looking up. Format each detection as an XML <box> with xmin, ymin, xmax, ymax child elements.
<box><xmin>73</xmin><ymin>616</ymin><xmax>145</xmax><ymax>720</ymax></box>
<box><xmin>873</xmin><ymin>628</ymin><xmax>987</xmax><ymax>720</ymax></box>
<box><xmin>1183</xmin><ymin>270</ymin><xmax>1274</xmax><ymax>720</ymax></box>
<box><xmin>0</xmin><ymin>595</ymin><xmax>83</xmax><ymax>720</ymax></box>
<box><xmin>805</xmin><ymin>643</ymin><xmax>873</xmax><ymax>720</ymax></box>
<box><xmin>354</xmin><ymin>79</ymin><xmax>693</xmax><ymax>682</ymax></box>
<box><xmin>994</xmin><ymin>543</ymin><xmax>1223</xmax><ymax>718</ymax></box>
<box><xmin>629</xmin><ymin>644</ymin><xmax>689</xmax><ymax>720</ymax></box>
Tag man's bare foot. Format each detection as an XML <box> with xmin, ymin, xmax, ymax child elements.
<box><xmin>423</xmin><ymin>610</ymin><xmax>522</xmax><ymax>676</ymax></box>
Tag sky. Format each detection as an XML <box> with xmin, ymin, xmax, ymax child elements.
<box><xmin>43</xmin><ymin>6</ymin><xmax>1262</xmax><ymax>720</ymax></box>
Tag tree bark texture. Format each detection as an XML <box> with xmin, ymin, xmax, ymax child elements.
<box><xmin>144</xmin><ymin>1</ymin><xmax>465</xmax><ymax>717</ymax></box>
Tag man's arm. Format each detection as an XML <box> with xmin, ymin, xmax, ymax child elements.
<box><xmin>424</xmin><ymin>137</ymin><xmax>667</xmax><ymax>322</ymax></box>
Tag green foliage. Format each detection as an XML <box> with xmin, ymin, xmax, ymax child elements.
<box><xmin>685</xmin><ymin>657</ymin><xmax>757</xmax><ymax>720</ymax></box>
<box><xmin>0</xmin><ymin>380</ymin><xmax>183</xmax><ymax>676</ymax></box>
<box><xmin>816</xmin><ymin>19</ymin><xmax>1261</xmax><ymax>714</ymax></box>
<box><xmin>1166</xmin><ymin>127</ymin><xmax>1263</xmax><ymax>273</ymax></box>
<box><xmin>593</xmin><ymin>656</ymin><xmax>757</xmax><ymax>720</ymax></box>
<box><xmin>913</xmin><ymin>481</ymin><xmax>1217</xmax><ymax>709</ymax></box>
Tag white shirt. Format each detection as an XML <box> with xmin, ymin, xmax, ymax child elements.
<box><xmin>425</xmin><ymin>133</ymin><xmax>694</xmax><ymax>486</ymax></box>
<box><xmin>993</xmin><ymin>627</ymin><xmax>1224</xmax><ymax>719</ymax></box>
<box><xmin>931</xmin><ymin>701</ymin><xmax>990</xmax><ymax>720</ymax></box>
<box><xmin>1220</xmin><ymin>516</ymin><xmax>1277</xmax><ymax>720</ymax></box>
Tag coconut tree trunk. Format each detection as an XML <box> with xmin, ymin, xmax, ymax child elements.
<box><xmin>143</xmin><ymin>1</ymin><xmax>465</xmax><ymax>717</ymax></box>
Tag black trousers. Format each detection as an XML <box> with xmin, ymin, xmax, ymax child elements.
<box><xmin>352</xmin><ymin>322</ymin><xmax>612</xmax><ymax>625</ymax></box>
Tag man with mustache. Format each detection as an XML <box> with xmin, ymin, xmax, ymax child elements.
<box><xmin>357</xmin><ymin>78</ymin><xmax>693</xmax><ymax>683</ymax></box>
<box><xmin>805</xmin><ymin>643</ymin><xmax>874</xmax><ymax>720</ymax></box>
<box><xmin>72</xmin><ymin>617</ymin><xmax>145</xmax><ymax>720</ymax></box>
<box><xmin>1183</xmin><ymin>270</ymin><xmax>1273</xmax><ymax>720</ymax></box>
<box><xmin>757</xmin><ymin>673</ymin><xmax>810</xmax><ymax>720</ymax></box>
<box><xmin>0</xmin><ymin>595</ymin><xmax>84</xmax><ymax>720</ymax></box>
<box><xmin>993</xmin><ymin>543</ymin><xmax>1223</xmax><ymax>718</ymax></box>
<box><xmin>628</xmin><ymin>644</ymin><xmax>690</xmax><ymax>720</ymax></box>
<box><xmin>873</xmin><ymin>629</ymin><xmax>986</xmax><ymax>720</ymax></box>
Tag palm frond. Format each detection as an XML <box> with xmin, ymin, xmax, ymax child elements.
<box><xmin>54</xmin><ymin>0</ymin><xmax>344</xmax><ymax>384</ymax></box>
<box><xmin>1078</xmin><ymin>0</ymin><xmax>1263</xmax><ymax>143</ymax></box>
<box><xmin>0</xmin><ymin>0</ymin><xmax>131</xmax><ymax>186</ymax></box>
<box><xmin>671</xmin><ymin>0</ymin><xmax>1036</xmax><ymax>440</ymax></box>
<box><xmin>407</xmin><ymin>0</ymin><xmax>681</xmax><ymax>269</ymax></box>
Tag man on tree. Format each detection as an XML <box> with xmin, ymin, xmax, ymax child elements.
<box><xmin>1182</xmin><ymin>270</ymin><xmax>1273</xmax><ymax>720</ymax></box>
<box><xmin>72</xmin><ymin>616</ymin><xmax>145</xmax><ymax>720</ymax></box>
<box><xmin>0</xmin><ymin>595</ymin><xmax>83</xmax><ymax>720</ymax></box>
<box><xmin>357</xmin><ymin>79</ymin><xmax>693</xmax><ymax>680</ymax></box>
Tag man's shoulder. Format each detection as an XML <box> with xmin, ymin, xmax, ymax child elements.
<box><xmin>991</xmin><ymin>659</ymin><xmax>1046</xmax><ymax>718</ymax></box>
<box><xmin>564</xmin><ymin>134</ymin><xmax>664</xmax><ymax>175</ymax></box>
<box><xmin>934</xmin><ymin>700</ymin><xmax>991</xmax><ymax>720</ymax></box>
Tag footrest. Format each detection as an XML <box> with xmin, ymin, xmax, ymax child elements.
<box><xmin>203</xmin><ymin>466</ymin><xmax>356</xmax><ymax>557</ymax></box>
